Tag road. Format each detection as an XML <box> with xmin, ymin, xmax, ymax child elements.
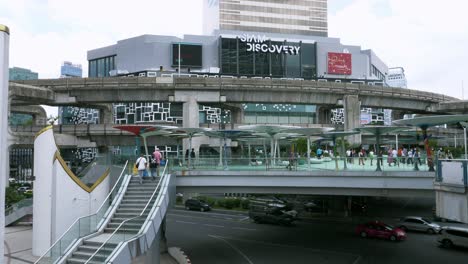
<box><xmin>166</xmin><ymin>207</ymin><xmax>468</xmax><ymax>264</ymax></box>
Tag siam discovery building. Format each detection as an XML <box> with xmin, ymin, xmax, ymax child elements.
<box><xmin>85</xmin><ymin>0</ymin><xmax>399</xmax><ymax>150</ymax></box>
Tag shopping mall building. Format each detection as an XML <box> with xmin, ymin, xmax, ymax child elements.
<box><xmin>78</xmin><ymin>0</ymin><xmax>401</xmax><ymax>155</ymax></box>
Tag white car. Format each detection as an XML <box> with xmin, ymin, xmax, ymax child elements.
<box><xmin>397</xmin><ymin>216</ymin><xmax>441</xmax><ymax>234</ymax></box>
<box><xmin>438</xmin><ymin>227</ymin><xmax>468</xmax><ymax>248</ymax></box>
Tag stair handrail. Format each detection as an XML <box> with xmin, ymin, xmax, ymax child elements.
<box><xmin>108</xmin><ymin>169</ymin><xmax>172</xmax><ymax>263</ymax></box>
<box><xmin>34</xmin><ymin>160</ymin><xmax>129</xmax><ymax>264</ymax></box>
<box><xmin>84</xmin><ymin>161</ymin><xmax>169</xmax><ymax>264</ymax></box>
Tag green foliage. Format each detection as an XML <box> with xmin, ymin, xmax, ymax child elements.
<box><xmin>223</xmin><ymin>198</ymin><xmax>235</xmax><ymax>209</ymax></box>
<box><xmin>241</xmin><ymin>199</ymin><xmax>250</xmax><ymax>209</ymax></box>
<box><xmin>295</xmin><ymin>138</ymin><xmax>307</xmax><ymax>154</ymax></box>
<box><xmin>196</xmin><ymin>196</ymin><xmax>216</xmax><ymax>206</ymax></box>
<box><xmin>5</xmin><ymin>187</ymin><xmax>24</xmax><ymax>208</ymax></box>
<box><xmin>176</xmin><ymin>196</ymin><xmax>183</xmax><ymax>204</ymax></box>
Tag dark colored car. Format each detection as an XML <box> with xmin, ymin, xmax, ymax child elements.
<box><xmin>184</xmin><ymin>199</ymin><xmax>211</xmax><ymax>212</ymax></box>
<box><xmin>356</xmin><ymin>221</ymin><xmax>406</xmax><ymax>241</ymax></box>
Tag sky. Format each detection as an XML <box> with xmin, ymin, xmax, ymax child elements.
<box><xmin>1</xmin><ymin>0</ymin><xmax>468</xmax><ymax>110</ymax></box>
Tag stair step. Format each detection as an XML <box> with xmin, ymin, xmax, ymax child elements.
<box><xmin>67</xmin><ymin>258</ymin><xmax>102</xmax><ymax>264</ymax></box>
<box><xmin>107</xmin><ymin>222</ymin><xmax>142</xmax><ymax>229</ymax></box>
<box><xmin>104</xmin><ymin>227</ymin><xmax>140</xmax><ymax>234</ymax></box>
<box><xmin>110</xmin><ymin>218</ymin><xmax>146</xmax><ymax>224</ymax></box>
<box><xmin>113</xmin><ymin>212</ymin><xmax>149</xmax><ymax>218</ymax></box>
<box><xmin>72</xmin><ymin>251</ymin><xmax>108</xmax><ymax>260</ymax></box>
<box><xmin>77</xmin><ymin>245</ymin><xmax>114</xmax><ymax>254</ymax></box>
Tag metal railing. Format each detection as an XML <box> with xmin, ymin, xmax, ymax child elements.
<box><xmin>5</xmin><ymin>198</ymin><xmax>33</xmax><ymax>216</ymax></box>
<box><xmin>169</xmin><ymin>156</ymin><xmax>434</xmax><ymax>172</ymax></box>
<box><xmin>84</xmin><ymin>161</ymin><xmax>170</xmax><ymax>263</ymax></box>
<box><xmin>35</xmin><ymin>161</ymin><xmax>130</xmax><ymax>264</ymax></box>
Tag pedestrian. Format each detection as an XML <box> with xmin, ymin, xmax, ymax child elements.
<box><xmin>407</xmin><ymin>148</ymin><xmax>413</xmax><ymax>165</ymax></box>
<box><xmin>185</xmin><ymin>149</ymin><xmax>189</xmax><ymax>167</ymax></box>
<box><xmin>402</xmin><ymin>148</ymin><xmax>407</xmax><ymax>164</ymax></box>
<box><xmin>346</xmin><ymin>149</ymin><xmax>352</xmax><ymax>163</ymax></box>
<box><xmin>369</xmin><ymin>149</ymin><xmax>374</xmax><ymax>166</ymax></box>
<box><xmin>387</xmin><ymin>148</ymin><xmax>393</xmax><ymax>166</ymax></box>
<box><xmin>317</xmin><ymin>147</ymin><xmax>323</xmax><ymax>159</ymax></box>
<box><xmin>358</xmin><ymin>148</ymin><xmax>365</xmax><ymax>166</ymax></box>
<box><xmin>414</xmin><ymin>148</ymin><xmax>421</xmax><ymax>165</ymax></box>
<box><xmin>447</xmin><ymin>150</ymin><xmax>453</xmax><ymax>160</ymax></box>
<box><xmin>135</xmin><ymin>153</ymin><xmax>147</xmax><ymax>184</ymax></box>
<box><xmin>190</xmin><ymin>148</ymin><xmax>196</xmax><ymax>168</ymax></box>
<box><xmin>392</xmin><ymin>148</ymin><xmax>398</xmax><ymax>166</ymax></box>
<box><xmin>151</xmin><ymin>147</ymin><xmax>162</xmax><ymax>179</ymax></box>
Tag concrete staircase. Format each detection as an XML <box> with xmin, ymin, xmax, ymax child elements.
<box><xmin>65</xmin><ymin>177</ymin><xmax>160</xmax><ymax>264</ymax></box>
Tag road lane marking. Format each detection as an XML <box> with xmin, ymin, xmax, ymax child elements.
<box><xmin>175</xmin><ymin>220</ymin><xmax>196</xmax><ymax>225</ymax></box>
<box><xmin>232</xmin><ymin>227</ymin><xmax>256</xmax><ymax>231</ymax></box>
<box><xmin>209</xmin><ymin>235</ymin><xmax>254</xmax><ymax>264</ymax></box>
<box><xmin>204</xmin><ymin>224</ymin><xmax>225</xmax><ymax>228</ymax></box>
<box><xmin>240</xmin><ymin>217</ymin><xmax>250</xmax><ymax>222</ymax></box>
<box><xmin>208</xmin><ymin>235</ymin><xmax>361</xmax><ymax>259</ymax></box>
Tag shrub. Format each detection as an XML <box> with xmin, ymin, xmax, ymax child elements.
<box><xmin>224</xmin><ymin>198</ymin><xmax>235</xmax><ymax>209</ymax></box>
<box><xmin>241</xmin><ymin>199</ymin><xmax>250</xmax><ymax>209</ymax></box>
<box><xmin>232</xmin><ymin>198</ymin><xmax>241</xmax><ymax>208</ymax></box>
<box><xmin>176</xmin><ymin>196</ymin><xmax>183</xmax><ymax>204</ymax></box>
<box><xmin>217</xmin><ymin>199</ymin><xmax>225</xmax><ymax>208</ymax></box>
<box><xmin>196</xmin><ymin>196</ymin><xmax>216</xmax><ymax>206</ymax></box>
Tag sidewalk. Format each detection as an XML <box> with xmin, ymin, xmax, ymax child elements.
<box><xmin>4</xmin><ymin>224</ymin><xmax>179</xmax><ymax>264</ymax></box>
<box><xmin>4</xmin><ymin>224</ymin><xmax>37</xmax><ymax>264</ymax></box>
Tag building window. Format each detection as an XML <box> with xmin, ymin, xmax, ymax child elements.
<box><xmin>88</xmin><ymin>55</ymin><xmax>116</xmax><ymax>77</ymax></box>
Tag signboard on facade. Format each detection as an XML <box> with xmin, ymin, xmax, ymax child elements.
<box><xmin>327</xmin><ymin>52</ymin><xmax>352</xmax><ymax>75</ymax></box>
<box><xmin>360</xmin><ymin>113</ymin><xmax>372</xmax><ymax>125</ymax></box>
<box><xmin>239</xmin><ymin>34</ymin><xmax>300</xmax><ymax>55</ymax></box>
<box><xmin>172</xmin><ymin>44</ymin><xmax>203</xmax><ymax>67</ymax></box>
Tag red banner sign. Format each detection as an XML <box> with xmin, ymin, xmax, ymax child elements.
<box><xmin>327</xmin><ymin>52</ymin><xmax>352</xmax><ymax>75</ymax></box>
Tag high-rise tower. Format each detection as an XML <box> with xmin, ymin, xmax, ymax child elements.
<box><xmin>203</xmin><ymin>0</ymin><xmax>328</xmax><ymax>36</ymax></box>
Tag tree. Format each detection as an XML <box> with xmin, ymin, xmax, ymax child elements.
<box><xmin>47</xmin><ymin>115</ymin><xmax>59</xmax><ymax>125</ymax></box>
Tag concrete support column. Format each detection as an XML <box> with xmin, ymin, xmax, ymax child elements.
<box><xmin>316</xmin><ymin>106</ymin><xmax>332</xmax><ymax>124</ymax></box>
<box><xmin>98</xmin><ymin>103</ymin><xmax>113</xmax><ymax>124</ymax></box>
<box><xmin>182</xmin><ymin>99</ymin><xmax>202</xmax><ymax>156</ymax></box>
<box><xmin>230</xmin><ymin>107</ymin><xmax>244</xmax><ymax>129</ymax></box>
<box><xmin>343</xmin><ymin>95</ymin><xmax>361</xmax><ymax>146</ymax></box>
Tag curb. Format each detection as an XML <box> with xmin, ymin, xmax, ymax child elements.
<box><xmin>168</xmin><ymin>247</ymin><xmax>191</xmax><ymax>264</ymax></box>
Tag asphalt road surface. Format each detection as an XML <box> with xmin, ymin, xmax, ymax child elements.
<box><xmin>166</xmin><ymin>207</ymin><xmax>468</xmax><ymax>264</ymax></box>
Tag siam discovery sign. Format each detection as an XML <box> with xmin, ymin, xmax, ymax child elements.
<box><xmin>327</xmin><ymin>52</ymin><xmax>352</xmax><ymax>75</ymax></box>
<box><xmin>239</xmin><ymin>34</ymin><xmax>300</xmax><ymax>55</ymax></box>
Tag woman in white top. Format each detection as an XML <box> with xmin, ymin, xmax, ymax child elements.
<box><xmin>135</xmin><ymin>153</ymin><xmax>147</xmax><ymax>184</ymax></box>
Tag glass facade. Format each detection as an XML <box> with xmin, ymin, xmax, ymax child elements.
<box><xmin>220</xmin><ymin>38</ymin><xmax>316</xmax><ymax>78</ymax></box>
<box><xmin>243</xmin><ymin>104</ymin><xmax>316</xmax><ymax>124</ymax></box>
<box><xmin>9</xmin><ymin>67</ymin><xmax>38</xmax><ymax>80</ymax></box>
<box><xmin>88</xmin><ymin>55</ymin><xmax>116</xmax><ymax>77</ymax></box>
<box><xmin>217</xmin><ymin>0</ymin><xmax>328</xmax><ymax>36</ymax></box>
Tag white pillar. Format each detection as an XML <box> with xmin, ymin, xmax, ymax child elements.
<box><xmin>0</xmin><ymin>25</ymin><xmax>10</xmax><ymax>263</ymax></box>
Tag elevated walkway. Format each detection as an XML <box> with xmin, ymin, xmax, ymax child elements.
<box><xmin>175</xmin><ymin>169</ymin><xmax>435</xmax><ymax>198</ymax></box>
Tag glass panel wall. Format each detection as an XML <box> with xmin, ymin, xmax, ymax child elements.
<box><xmin>88</xmin><ymin>55</ymin><xmax>116</xmax><ymax>77</ymax></box>
<box><xmin>220</xmin><ymin>38</ymin><xmax>316</xmax><ymax>79</ymax></box>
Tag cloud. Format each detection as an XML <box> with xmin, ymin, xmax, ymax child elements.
<box><xmin>1</xmin><ymin>0</ymin><xmax>203</xmax><ymax>78</ymax></box>
<box><xmin>329</xmin><ymin>0</ymin><xmax>468</xmax><ymax>99</ymax></box>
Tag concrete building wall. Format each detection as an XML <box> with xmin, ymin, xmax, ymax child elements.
<box><xmin>435</xmin><ymin>188</ymin><xmax>468</xmax><ymax>224</ymax></box>
<box><xmin>53</xmin><ymin>164</ymin><xmax>110</xmax><ymax>242</ymax></box>
<box><xmin>316</xmin><ymin>43</ymin><xmax>372</xmax><ymax>80</ymax></box>
<box><xmin>88</xmin><ymin>32</ymin><xmax>386</xmax><ymax>82</ymax></box>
